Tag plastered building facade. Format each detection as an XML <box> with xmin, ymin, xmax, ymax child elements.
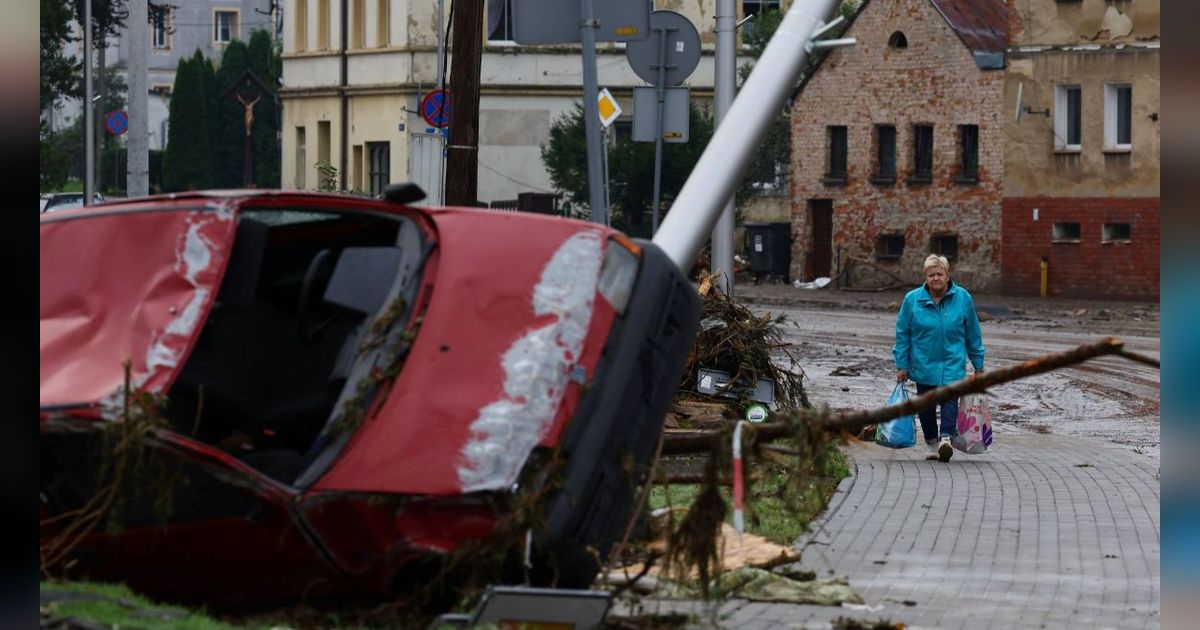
<box><xmin>1001</xmin><ymin>0</ymin><xmax>1159</xmax><ymax>299</ymax></box>
<box><xmin>280</xmin><ymin>1</ymin><xmax>782</xmax><ymax>206</ymax></box>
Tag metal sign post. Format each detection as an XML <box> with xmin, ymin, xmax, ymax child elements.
<box><xmin>650</xmin><ymin>24</ymin><xmax>671</xmax><ymax>234</ymax></box>
<box><xmin>626</xmin><ymin>11</ymin><xmax>700</xmax><ymax>235</ymax></box>
<box><xmin>597</xmin><ymin>88</ymin><xmax>622</xmax><ymax>225</ymax></box>
<box><xmin>579</xmin><ymin>0</ymin><xmax>607</xmax><ymax>224</ymax></box>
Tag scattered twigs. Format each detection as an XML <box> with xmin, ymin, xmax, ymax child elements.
<box><xmin>604</xmin><ymin>428</ymin><xmax>667</xmax><ymax>579</ymax></box>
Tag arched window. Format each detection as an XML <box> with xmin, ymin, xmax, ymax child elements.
<box><xmin>888</xmin><ymin>31</ymin><xmax>908</xmax><ymax>48</ymax></box>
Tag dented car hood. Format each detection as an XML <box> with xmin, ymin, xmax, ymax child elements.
<box><xmin>313</xmin><ymin>208</ymin><xmax>617</xmax><ymax>497</ymax></box>
<box><xmin>40</xmin><ymin>203</ymin><xmax>236</xmax><ymax>412</ymax></box>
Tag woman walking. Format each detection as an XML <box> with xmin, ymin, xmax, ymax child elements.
<box><xmin>894</xmin><ymin>254</ymin><xmax>986</xmax><ymax>462</ymax></box>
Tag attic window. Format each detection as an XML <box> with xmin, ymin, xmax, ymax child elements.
<box><xmin>888</xmin><ymin>32</ymin><xmax>908</xmax><ymax>48</ymax></box>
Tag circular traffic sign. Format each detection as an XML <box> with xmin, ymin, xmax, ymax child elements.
<box><xmin>104</xmin><ymin>109</ymin><xmax>129</xmax><ymax>136</ymax></box>
<box><xmin>625</xmin><ymin>11</ymin><xmax>701</xmax><ymax>87</ymax></box>
<box><xmin>420</xmin><ymin>89</ymin><xmax>451</xmax><ymax>128</ymax></box>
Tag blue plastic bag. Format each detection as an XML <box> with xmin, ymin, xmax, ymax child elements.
<box><xmin>875</xmin><ymin>383</ymin><xmax>916</xmax><ymax>448</ymax></box>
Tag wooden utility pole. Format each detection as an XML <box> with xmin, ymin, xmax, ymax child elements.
<box><xmin>445</xmin><ymin>0</ymin><xmax>483</xmax><ymax>206</ymax></box>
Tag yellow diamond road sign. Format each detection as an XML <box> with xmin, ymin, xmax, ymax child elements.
<box><xmin>597</xmin><ymin>88</ymin><xmax>622</xmax><ymax>128</ymax></box>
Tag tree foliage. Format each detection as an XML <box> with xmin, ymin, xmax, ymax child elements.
<box><xmin>163</xmin><ymin>51</ymin><xmax>215</xmax><ymax>191</ymax></box>
<box><xmin>541</xmin><ymin>102</ymin><xmax>714</xmax><ymax>238</ymax></box>
<box><xmin>41</xmin><ymin>0</ymin><xmax>79</xmax><ymax>115</ymax></box>
<box><xmin>162</xmin><ymin>30</ymin><xmax>281</xmax><ymax>191</ymax></box>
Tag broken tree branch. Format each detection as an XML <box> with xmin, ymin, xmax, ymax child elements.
<box><xmin>1117</xmin><ymin>349</ymin><xmax>1159</xmax><ymax>369</ymax></box>
<box><xmin>662</xmin><ymin>336</ymin><xmax>1131</xmax><ymax>454</ymax></box>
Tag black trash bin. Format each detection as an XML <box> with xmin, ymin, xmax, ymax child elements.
<box><xmin>744</xmin><ymin>222</ymin><xmax>792</xmax><ymax>284</ymax></box>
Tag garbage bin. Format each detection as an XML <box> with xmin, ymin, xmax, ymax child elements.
<box><xmin>744</xmin><ymin>222</ymin><xmax>792</xmax><ymax>284</ymax></box>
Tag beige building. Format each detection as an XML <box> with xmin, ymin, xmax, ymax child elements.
<box><xmin>1001</xmin><ymin>0</ymin><xmax>1159</xmax><ymax>298</ymax></box>
<box><xmin>280</xmin><ymin>1</ymin><xmax>789</xmax><ymax>209</ymax></box>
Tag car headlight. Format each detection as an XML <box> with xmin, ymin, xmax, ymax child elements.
<box><xmin>597</xmin><ymin>235</ymin><xmax>640</xmax><ymax>315</ymax></box>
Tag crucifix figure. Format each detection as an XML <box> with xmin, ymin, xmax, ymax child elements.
<box><xmin>221</xmin><ymin>70</ymin><xmax>272</xmax><ymax>187</ymax></box>
<box><xmin>236</xmin><ymin>93</ymin><xmax>263</xmax><ymax>137</ymax></box>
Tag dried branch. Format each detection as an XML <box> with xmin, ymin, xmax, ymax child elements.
<box><xmin>1118</xmin><ymin>349</ymin><xmax>1159</xmax><ymax>369</ymax></box>
<box><xmin>663</xmin><ymin>336</ymin><xmax>1133</xmax><ymax>454</ymax></box>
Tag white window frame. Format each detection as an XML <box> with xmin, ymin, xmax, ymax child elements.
<box><xmin>214</xmin><ymin>9</ymin><xmax>240</xmax><ymax>45</ymax></box>
<box><xmin>486</xmin><ymin>0</ymin><xmax>516</xmax><ymax>46</ymax></box>
<box><xmin>1053</xmin><ymin>84</ymin><xmax>1082</xmax><ymax>152</ymax></box>
<box><xmin>152</xmin><ymin>8</ymin><xmax>172</xmax><ymax>50</ymax></box>
<box><xmin>1104</xmin><ymin>83</ymin><xmax>1132</xmax><ymax>151</ymax></box>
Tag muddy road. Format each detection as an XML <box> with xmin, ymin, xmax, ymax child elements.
<box><xmin>752</xmin><ymin>301</ymin><xmax>1161</xmax><ymax>461</ymax></box>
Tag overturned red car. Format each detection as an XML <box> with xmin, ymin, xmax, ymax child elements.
<box><xmin>40</xmin><ymin>187</ymin><xmax>698</xmax><ymax>606</ymax></box>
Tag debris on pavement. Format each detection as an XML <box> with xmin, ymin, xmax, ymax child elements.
<box><xmin>830</xmin><ymin>366</ymin><xmax>862</xmax><ymax>377</ymax></box>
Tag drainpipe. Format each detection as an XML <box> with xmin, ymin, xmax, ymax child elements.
<box><xmin>340</xmin><ymin>0</ymin><xmax>349</xmax><ymax>190</ymax></box>
<box><xmin>1040</xmin><ymin>256</ymin><xmax>1048</xmax><ymax>298</ymax></box>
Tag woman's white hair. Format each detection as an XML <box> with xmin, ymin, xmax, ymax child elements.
<box><xmin>923</xmin><ymin>254</ymin><xmax>950</xmax><ymax>274</ymax></box>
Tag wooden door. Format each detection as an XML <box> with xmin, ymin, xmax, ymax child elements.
<box><xmin>809</xmin><ymin>200</ymin><xmax>833</xmax><ymax>279</ymax></box>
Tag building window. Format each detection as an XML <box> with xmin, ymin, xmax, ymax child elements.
<box><xmin>318</xmin><ymin>0</ymin><xmax>330</xmax><ymax>50</ymax></box>
<box><xmin>930</xmin><ymin>234</ymin><xmax>958</xmax><ymax>261</ymax></box>
<box><xmin>368</xmin><ymin>142</ymin><xmax>390</xmax><ymax>197</ymax></box>
<box><xmin>317</xmin><ymin>121</ymin><xmax>331</xmax><ymax>165</ymax></box>
<box><xmin>876</xmin><ymin>234</ymin><xmax>905</xmax><ymax>260</ymax></box>
<box><xmin>1104</xmin><ymin>83</ymin><xmax>1132</xmax><ymax>150</ymax></box>
<box><xmin>1054</xmin><ymin>84</ymin><xmax>1082</xmax><ymax>151</ymax></box>
<box><xmin>151</xmin><ymin>7</ymin><xmax>171</xmax><ymax>50</ymax></box>
<box><xmin>295</xmin><ymin>0</ymin><xmax>307</xmax><ymax>51</ymax></box>
<box><xmin>377</xmin><ymin>0</ymin><xmax>390</xmax><ymax>47</ymax></box>
<box><xmin>214</xmin><ymin>9</ymin><xmax>239</xmax><ymax>44</ymax></box>
<box><xmin>351</xmin><ymin>0</ymin><xmax>365</xmax><ymax>48</ymax></box>
<box><xmin>1052</xmin><ymin>222</ymin><xmax>1081</xmax><ymax>243</ymax></box>
<box><xmin>888</xmin><ymin>31</ymin><xmax>907</xmax><ymax>48</ymax></box>
<box><xmin>295</xmin><ymin>126</ymin><xmax>307</xmax><ymax>189</ymax></box>
<box><xmin>872</xmin><ymin>124</ymin><xmax>896</xmax><ymax>184</ymax></box>
<box><xmin>957</xmin><ymin>124</ymin><xmax>979</xmax><ymax>183</ymax></box>
<box><xmin>487</xmin><ymin>0</ymin><xmax>514</xmax><ymax>43</ymax></box>
<box><xmin>1102</xmin><ymin>223</ymin><xmax>1131</xmax><ymax>243</ymax></box>
<box><xmin>742</xmin><ymin>1</ymin><xmax>782</xmax><ymax>42</ymax></box>
<box><xmin>908</xmin><ymin>124</ymin><xmax>933</xmax><ymax>184</ymax></box>
<box><xmin>823</xmin><ymin>125</ymin><xmax>847</xmax><ymax>185</ymax></box>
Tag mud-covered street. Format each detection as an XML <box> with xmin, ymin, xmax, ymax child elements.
<box><xmin>741</xmin><ymin>287</ymin><xmax>1161</xmax><ymax>461</ymax></box>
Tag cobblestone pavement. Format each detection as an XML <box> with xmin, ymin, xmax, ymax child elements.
<box><xmin>620</xmin><ymin>429</ymin><xmax>1160</xmax><ymax>629</ymax></box>
<box><xmin>614</xmin><ymin>285</ymin><xmax>1160</xmax><ymax>629</ymax></box>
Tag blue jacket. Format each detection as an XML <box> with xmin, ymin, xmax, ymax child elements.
<box><xmin>893</xmin><ymin>281</ymin><xmax>985</xmax><ymax>386</ymax></box>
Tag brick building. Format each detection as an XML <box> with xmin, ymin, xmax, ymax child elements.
<box><xmin>789</xmin><ymin>0</ymin><xmax>1007</xmax><ymax>292</ymax></box>
<box><xmin>1001</xmin><ymin>0</ymin><xmax>1159</xmax><ymax>299</ymax></box>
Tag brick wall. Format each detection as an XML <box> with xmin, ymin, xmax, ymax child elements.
<box><xmin>789</xmin><ymin>0</ymin><xmax>1005</xmax><ymax>293</ymax></box>
<box><xmin>1001</xmin><ymin>197</ymin><xmax>1159</xmax><ymax>299</ymax></box>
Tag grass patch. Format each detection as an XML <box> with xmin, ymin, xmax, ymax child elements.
<box><xmin>649</xmin><ymin>441</ymin><xmax>849</xmax><ymax>545</ymax></box>
<box><xmin>40</xmin><ymin>580</ymin><xmax>261</xmax><ymax>630</ymax></box>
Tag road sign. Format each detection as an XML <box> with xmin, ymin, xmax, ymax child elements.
<box><xmin>625</xmin><ymin>11</ymin><xmax>701</xmax><ymax>87</ymax></box>
<box><xmin>597</xmin><ymin>88</ymin><xmax>622</xmax><ymax>128</ymax></box>
<box><xmin>512</xmin><ymin>0</ymin><xmax>650</xmax><ymax>44</ymax></box>
<box><xmin>104</xmin><ymin>110</ymin><xmax>129</xmax><ymax>136</ymax></box>
<box><xmin>632</xmin><ymin>86</ymin><xmax>690</xmax><ymax>143</ymax></box>
<box><xmin>420</xmin><ymin>89</ymin><xmax>451</xmax><ymax>128</ymax></box>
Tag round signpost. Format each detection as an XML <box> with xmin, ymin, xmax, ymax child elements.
<box><xmin>420</xmin><ymin>89</ymin><xmax>451</xmax><ymax>129</ymax></box>
<box><xmin>104</xmin><ymin>109</ymin><xmax>129</xmax><ymax>136</ymax></box>
<box><xmin>624</xmin><ymin>11</ymin><xmax>701</xmax><ymax>87</ymax></box>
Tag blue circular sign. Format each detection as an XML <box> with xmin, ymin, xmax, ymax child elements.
<box><xmin>420</xmin><ymin>89</ymin><xmax>451</xmax><ymax>128</ymax></box>
<box><xmin>104</xmin><ymin>110</ymin><xmax>128</xmax><ymax>136</ymax></box>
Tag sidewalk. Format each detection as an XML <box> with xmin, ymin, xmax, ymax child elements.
<box><xmin>621</xmin><ymin>427</ymin><xmax>1161</xmax><ymax>629</ymax></box>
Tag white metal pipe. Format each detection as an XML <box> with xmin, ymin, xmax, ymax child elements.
<box><xmin>653</xmin><ymin>0</ymin><xmax>840</xmax><ymax>271</ymax></box>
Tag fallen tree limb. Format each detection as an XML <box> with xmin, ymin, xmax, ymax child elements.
<box><xmin>662</xmin><ymin>336</ymin><xmax>1132</xmax><ymax>454</ymax></box>
<box><xmin>1118</xmin><ymin>349</ymin><xmax>1160</xmax><ymax>368</ymax></box>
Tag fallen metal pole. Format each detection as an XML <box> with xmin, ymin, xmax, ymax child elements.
<box><xmin>652</xmin><ymin>0</ymin><xmax>840</xmax><ymax>272</ymax></box>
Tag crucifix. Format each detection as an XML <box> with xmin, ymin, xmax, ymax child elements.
<box><xmin>221</xmin><ymin>70</ymin><xmax>272</xmax><ymax>187</ymax></box>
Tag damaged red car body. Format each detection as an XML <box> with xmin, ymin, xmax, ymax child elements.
<box><xmin>40</xmin><ymin>189</ymin><xmax>699</xmax><ymax>606</ymax></box>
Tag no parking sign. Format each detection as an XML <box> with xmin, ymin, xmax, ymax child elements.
<box><xmin>104</xmin><ymin>110</ymin><xmax>128</xmax><ymax>136</ymax></box>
